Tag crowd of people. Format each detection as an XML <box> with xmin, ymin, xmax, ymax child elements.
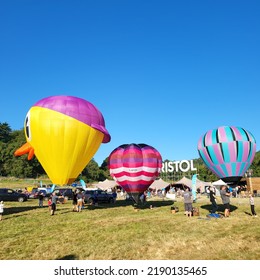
<box><xmin>0</xmin><ymin>183</ymin><xmax>258</xmax><ymax>220</ymax></box>
<box><xmin>63</xmin><ymin>185</ymin><xmax>258</xmax><ymax>218</ymax></box>
<box><xmin>179</xmin><ymin>184</ymin><xmax>258</xmax><ymax>218</ymax></box>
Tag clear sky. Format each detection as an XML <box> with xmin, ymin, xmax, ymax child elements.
<box><xmin>1</xmin><ymin>0</ymin><xmax>259</xmax><ymax>165</ymax></box>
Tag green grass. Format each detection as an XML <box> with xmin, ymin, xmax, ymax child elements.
<box><xmin>0</xmin><ymin>194</ymin><xmax>260</xmax><ymax>260</ymax></box>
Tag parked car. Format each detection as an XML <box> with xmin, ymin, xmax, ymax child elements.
<box><xmin>84</xmin><ymin>189</ymin><xmax>114</xmax><ymax>204</ymax></box>
<box><xmin>29</xmin><ymin>188</ymin><xmax>39</xmax><ymax>198</ymax></box>
<box><xmin>55</xmin><ymin>188</ymin><xmax>74</xmax><ymax>200</ymax></box>
<box><xmin>0</xmin><ymin>188</ymin><xmax>28</xmax><ymax>202</ymax></box>
<box><xmin>34</xmin><ymin>189</ymin><xmax>51</xmax><ymax>200</ymax></box>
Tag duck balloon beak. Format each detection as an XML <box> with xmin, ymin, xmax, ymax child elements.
<box><xmin>14</xmin><ymin>143</ymin><xmax>35</xmax><ymax>160</ymax></box>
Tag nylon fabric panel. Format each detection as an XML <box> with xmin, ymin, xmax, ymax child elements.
<box><xmin>119</xmin><ymin>183</ymin><xmax>152</xmax><ymax>193</ymax></box>
<box><xmin>198</xmin><ymin>126</ymin><xmax>257</xmax><ymax>184</ymax></box>
<box><xmin>108</xmin><ymin>143</ymin><xmax>162</xmax><ymax>199</ymax></box>
<box><xmin>27</xmin><ymin>107</ymin><xmax>103</xmax><ymax>185</ymax></box>
<box><xmin>33</xmin><ymin>95</ymin><xmax>111</xmax><ymax>143</ymax></box>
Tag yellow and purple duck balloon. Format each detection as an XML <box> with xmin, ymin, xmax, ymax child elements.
<box><xmin>15</xmin><ymin>95</ymin><xmax>111</xmax><ymax>185</ymax></box>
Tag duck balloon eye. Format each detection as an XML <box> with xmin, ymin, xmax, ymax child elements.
<box><xmin>24</xmin><ymin>112</ymin><xmax>31</xmax><ymax>140</ymax></box>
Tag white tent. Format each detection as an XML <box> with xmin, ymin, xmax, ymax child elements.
<box><xmin>212</xmin><ymin>179</ymin><xmax>227</xmax><ymax>196</ymax></box>
<box><xmin>212</xmin><ymin>179</ymin><xmax>227</xmax><ymax>186</ymax></box>
<box><xmin>196</xmin><ymin>178</ymin><xmax>214</xmax><ymax>192</ymax></box>
<box><xmin>149</xmin><ymin>178</ymin><xmax>170</xmax><ymax>190</ymax></box>
<box><xmin>173</xmin><ymin>176</ymin><xmax>213</xmax><ymax>190</ymax></box>
<box><xmin>173</xmin><ymin>177</ymin><xmax>192</xmax><ymax>188</ymax></box>
<box><xmin>92</xmin><ymin>179</ymin><xmax>118</xmax><ymax>190</ymax></box>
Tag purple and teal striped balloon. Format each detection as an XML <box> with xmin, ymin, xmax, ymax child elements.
<box><xmin>198</xmin><ymin>126</ymin><xmax>256</xmax><ymax>184</ymax></box>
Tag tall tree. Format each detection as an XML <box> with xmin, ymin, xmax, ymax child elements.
<box><xmin>0</xmin><ymin>122</ymin><xmax>12</xmax><ymax>143</ymax></box>
<box><xmin>81</xmin><ymin>159</ymin><xmax>101</xmax><ymax>182</ymax></box>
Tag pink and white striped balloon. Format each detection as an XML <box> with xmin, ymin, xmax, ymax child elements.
<box><xmin>108</xmin><ymin>143</ymin><xmax>162</xmax><ymax>203</ymax></box>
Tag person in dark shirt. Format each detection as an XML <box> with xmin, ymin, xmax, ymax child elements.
<box><xmin>72</xmin><ymin>189</ymin><xmax>78</xmax><ymax>212</ymax></box>
<box><xmin>220</xmin><ymin>185</ymin><xmax>231</xmax><ymax>217</ymax></box>
<box><xmin>50</xmin><ymin>193</ymin><xmax>59</xmax><ymax>216</ymax></box>
<box><xmin>209</xmin><ymin>187</ymin><xmax>218</xmax><ymax>213</ymax></box>
<box><xmin>38</xmin><ymin>192</ymin><xmax>44</xmax><ymax>207</ymax></box>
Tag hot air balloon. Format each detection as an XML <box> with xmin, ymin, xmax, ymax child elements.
<box><xmin>108</xmin><ymin>143</ymin><xmax>162</xmax><ymax>205</ymax></box>
<box><xmin>198</xmin><ymin>126</ymin><xmax>256</xmax><ymax>185</ymax></box>
<box><xmin>14</xmin><ymin>95</ymin><xmax>111</xmax><ymax>185</ymax></box>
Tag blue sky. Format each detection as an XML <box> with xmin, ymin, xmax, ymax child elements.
<box><xmin>1</xmin><ymin>0</ymin><xmax>259</xmax><ymax>165</ymax></box>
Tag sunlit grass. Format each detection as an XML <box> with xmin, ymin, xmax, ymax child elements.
<box><xmin>0</xmin><ymin>194</ymin><xmax>259</xmax><ymax>260</ymax></box>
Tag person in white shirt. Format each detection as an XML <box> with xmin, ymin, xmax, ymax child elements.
<box><xmin>0</xmin><ymin>201</ymin><xmax>4</xmax><ymax>221</ymax></box>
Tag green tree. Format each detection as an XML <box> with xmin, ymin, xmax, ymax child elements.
<box><xmin>0</xmin><ymin>122</ymin><xmax>12</xmax><ymax>143</ymax></box>
<box><xmin>0</xmin><ymin>128</ymin><xmax>45</xmax><ymax>178</ymax></box>
<box><xmin>81</xmin><ymin>159</ymin><xmax>101</xmax><ymax>183</ymax></box>
<box><xmin>100</xmin><ymin>157</ymin><xmax>108</xmax><ymax>170</ymax></box>
<box><xmin>251</xmin><ymin>151</ymin><xmax>260</xmax><ymax>177</ymax></box>
<box><xmin>100</xmin><ymin>157</ymin><xmax>110</xmax><ymax>178</ymax></box>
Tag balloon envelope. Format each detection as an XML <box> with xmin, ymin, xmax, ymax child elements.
<box><xmin>108</xmin><ymin>143</ymin><xmax>162</xmax><ymax>203</ymax></box>
<box><xmin>15</xmin><ymin>95</ymin><xmax>110</xmax><ymax>185</ymax></box>
<box><xmin>198</xmin><ymin>126</ymin><xmax>256</xmax><ymax>184</ymax></box>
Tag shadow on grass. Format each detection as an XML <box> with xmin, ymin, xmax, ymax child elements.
<box><xmin>56</xmin><ymin>254</ymin><xmax>78</xmax><ymax>260</ymax></box>
<box><xmin>85</xmin><ymin>199</ymin><xmax>175</xmax><ymax>211</ymax></box>
<box><xmin>4</xmin><ymin>205</ymin><xmax>40</xmax><ymax>215</ymax></box>
<box><xmin>200</xmin><ymin>203</ymin><xmax>238</xmax><ymax>214</ymax></box>
<box><xmin>59</xmin><ymin>209</ymin><xmax>76</xmax><ymax>215</ymax></box>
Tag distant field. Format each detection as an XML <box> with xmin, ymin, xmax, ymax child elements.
<box><xmin>0</xmin><ymin>181</ymin><xmax>259</xmax><ymax>260</ymax></box>
<box><xmin>0</xmin><ymin>177</ymin><xmax>52</xmax><ymax>190</ymax></box>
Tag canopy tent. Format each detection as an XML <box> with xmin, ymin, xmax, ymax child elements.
<box><xmin>173</xmin><ymin>176</ymin><xmax>213</xmax><ymax>190</ymax></box>
<box><xmin>92</xmin><ymin>179</ymin><xmax>118</xmax><ymax>190</ymax></box>
<box><xmin>211</xmin><ymin>179</ymin><xmax>228</xmax><ymax>196</ymax></box>
<box><xmin>173</xmin><ymin>176</ymin><xmax>193</xmax><ymax>188</ymax></box>
<box><xmin>212</xmin><ymin>179</ymin><xmax>227</xmax><ymax>186</ymax></box>
<box><xmin>149</xmin><ymin>178</ymin><xmax>170</xmax><ymax>190</ymax></box>
<box><xmin>196</xmin><ymin>178</ymin><xmax>214</xmax><ymax>190</ymax></box>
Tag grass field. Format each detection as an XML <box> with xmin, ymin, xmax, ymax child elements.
<box><xmin>0</xmin><ymin>186</ymin><xmax>259</xmax><ymax>260</ymax></box>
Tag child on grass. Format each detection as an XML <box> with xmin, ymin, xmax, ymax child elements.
<box><xmin>0</xmin><ymin>201</ymin><xmax>4</xmax><ymax>221</ymax></box>
<box><xmin>249</xmin><ymin>193</ymin><xmax>257</xmax><ymax>217</ymax></box>
<box><xmin>48</xmin><ymin>197</ymin><xmax>52</xmax><ymax>211</ymax></box>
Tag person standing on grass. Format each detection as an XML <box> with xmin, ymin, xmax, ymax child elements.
<box><xmin>50</xmin><ymin>192</ymin><xmax>59</xmax><ymax>216</ymax></box>
<box><xmin>220</xmin><ymin>185</ymin><xmax>231</xmax><ymax>217</ymax></box>
<box><xmin>38</xmin><ymin>192</ymin><xmax>44</xmax><ymax>207</ymax></box>
<box><xmin>47</xmin><ymin>197</ymin><xmax>52</xmax><ymax>211</ymax></box>
<box><xmin>76</xmin><ymin>190</ymin><xmax>84</xmax><ymax>212</ymax></box>
<box><xmin>0</xmin><ymin>201</ymin><xmax>4</xmax><ymax>221</ymax></box>
<box><xmin>249</xmin><ymin>193</ymin><xmax>257</xmax><ymax>217</ymax></box>
<box><xmin>209</xmin><ymin>186</ymin><xmax>218</xmax><ymax>214</ymax></box>
<box><xmin>72</xmin><ymin>189</ymin><xmax>78</xmax><ymax>212</ymax></box>
<box><xmin>183</xmin><ymin>187</ymin><xmax>193</xmax><ymax>217</ymax></box>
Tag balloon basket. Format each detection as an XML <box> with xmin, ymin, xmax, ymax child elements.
<box><xmin>133</xmin><ymin>204</ymin><xmax>140</xmax><ymax>212</ymax></box>
<box><xmin>171</xmin><ymin>206</ymin><xmax>179</xmax><ymax>214</ymax></box>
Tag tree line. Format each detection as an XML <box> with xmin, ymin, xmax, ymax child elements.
<box><xmin>0</xmin><ymin>122</ymin><xmax>110</xmax><ymax>183</ymax></box>
<box><xmin>0</xmin><ymin>122</ymin><xmax>259</xmax><ymax>183</ymax></box>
